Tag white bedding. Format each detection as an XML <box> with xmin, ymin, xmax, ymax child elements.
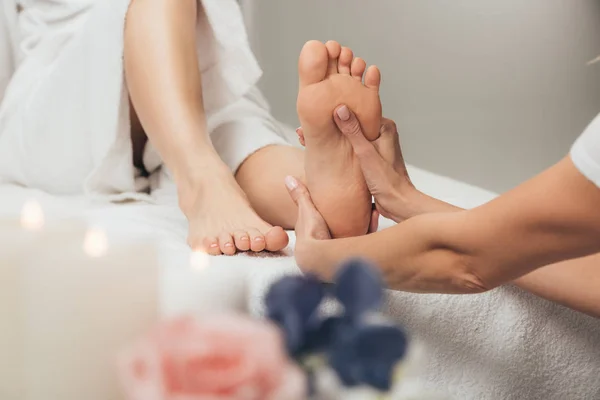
<box><xmin>1</xmin><ymin>166</ymin><xmax>599</xmax><ymax>400</ymax></box>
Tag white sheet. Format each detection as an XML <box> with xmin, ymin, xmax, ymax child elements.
<box><xmin>1</xmin><ymin>166</ymin><xmax>599</xmax><ymax>400</ymax></box>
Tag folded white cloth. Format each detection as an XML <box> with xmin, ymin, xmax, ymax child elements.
<box><xmin>0</xmin><ymin>0</ymin><xmax>287</xmax><ymax>200</ymax></box>
<box><xmin>0</xmin><ymin>0</ymin><xmax>14</xmax><ymax>103</ymax></box>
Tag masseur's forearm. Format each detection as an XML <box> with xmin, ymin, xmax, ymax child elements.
<box><xmin>513</xmin><ymin>254</ymin><xmax>600</xmax><ymax>318</ymax></box>
<box><xmin>125</xmin><ymin>0</ymin><xmax>218</xmax><ymax>193</ymax></box>
<box><xmin>309</xmin><ymin>156</ymin><xmax>600</xmax><ymax>294</ymax></box>
<box><xmin>462</xmin><ymin>156</ymin><xmax>600</xmax><ymax>287</ymax></box>
<box><xmin>407</xmin><ymin>180</ymin><xmax>600</xmax><ymax>316</ymax></box>
<box><xmin>308</xmin><ymin>211</ymin><xmax>483</xmax><ymax>294</ymax></box>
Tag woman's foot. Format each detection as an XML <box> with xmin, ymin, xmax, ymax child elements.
<box><xmin>182</xmin><ymin>164</ymin><xmax>289</xmax><ymax>255</ymax></box>
<box><xmin>297</xmin><ymin>40</ymin><xmax>382</xmax><ymax>238</ymax></box>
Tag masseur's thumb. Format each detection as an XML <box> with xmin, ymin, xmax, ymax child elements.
<box><xmin>334</xmin><ymin>105</ymin><xmax>379</xmax><ymax>163</ymax></box>
<box><xmin>285</xmin><ymin>176</ymin><xmax>315</xmax><ymax>210</ymax></box>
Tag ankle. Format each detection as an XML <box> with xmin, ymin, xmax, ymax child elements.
<box><xmin>175</xmin><ymin>158</ymin><xmax>234</xmax><ymax>217</ymax></box>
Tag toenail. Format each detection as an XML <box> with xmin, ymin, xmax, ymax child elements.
<box><xmin>210</xmin><ymin>243</ymin><xmax>218</xmax><ymax>248</ymax></box>
<box><xmin>241</xmin><ymin>236</ymin><xmax>249</xmax><ymax>241</ymax></box>
<box><xmin>225</xmin><ymin>243</ymin><xmax>234</xmax><ymax>248</ymax></box>
<box><xmin>254</xmin><ymin>237</ymin><xmax>264</xmax><ymax>242</ymax></box>
<box><xmin>336</xmin><ymin>105</ymin><xmax>350</xmax><ymax>121</ymax></box>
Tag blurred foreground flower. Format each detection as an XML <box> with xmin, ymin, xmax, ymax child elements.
<box><xmin>265</xmin><ymin>258</ymin><xmax>411</xmax><ymax>397</ymax></box>
<box><xmin>119</xmin><ymin>315</ymin><xmax>306</xmax><ymax>400</ymax></box>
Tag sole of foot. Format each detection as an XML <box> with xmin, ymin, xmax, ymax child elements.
<box><xmin>296</xmin><ymin>40</ymin><xmax>382</xmax><ymax>238</ymax></box>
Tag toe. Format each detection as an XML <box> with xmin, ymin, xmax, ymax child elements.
<box><xmin>204</xmin><ymin>237</ymin><xmax>222</xmax><ymax>256</ymax></box>
<box><xmin>264</xmin><ymin>226</ymin><xmax>289</xmax><ymax>252</ymax></box>
<box><xmin>298</xmin><ymin>40</ymin><xmax>329</xmax><ymax>87</ymax></box>
<box><xmin>364</xmin><ymin>65</ymin><xmax>381</xmax><ymax>90</ymax></box>
<box><xmin>247</xmin><ymin>228</ymin><xmax>266</xmax><ymax>252</ymax></box>
<box><xmin>338</xmin><ymin>47</ymin><xmax>353</xmax><ymax>75</ymax></box>
<box><xmin>233</xmin><ymin>230</ymin><xmax>251</xmax><ymax>252</ymax></box>
<box><xmin>218</xmin><ymin>232</ymin><xmax>236</xmax><ymax>256</ymax></box>
<box><xmin>351</xmin><ymin>57</ymin><xmax>366</xmax><ymax>81</ymax></box>
<box><xmin>325</xmin><ymin>40</ymin><xmax>342</xmax><ymax>75</ymax></box>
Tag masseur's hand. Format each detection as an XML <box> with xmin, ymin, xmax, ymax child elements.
<box><xmin>296</xmin><ymin>108</ymin><xmax>414</xmax><ymax>222</ymax></box>
<box><xmin>333</xmin><ymin>106</ymin><xmax>418</xmax><ymax>222</ymax></box>
<box><xmin>284</xmin><ymin>176</ymin><xmax>380</xmax><ymax>244</ymax></box>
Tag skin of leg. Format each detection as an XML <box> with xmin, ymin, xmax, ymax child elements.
<box><xmin>124</xmin><ymin>0</ymin><xmax>288</xmax><ymax>255</ymax></box>
<box><xmin>235</xmin><ymin>145</ymin><xmax>305</xmax><ymax>229</ymax></box>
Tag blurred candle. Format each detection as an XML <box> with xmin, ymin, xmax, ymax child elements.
<box><xmin>0</xmin><ymin>202</ymin><xmax>158</xmax><ymax>400</ymax></box>
<box><xmin>0</xmin><ymin>201</ymin><xmax>46</xmax><ymax>399</ymax></box>
<box><xmin>0</xmin><ymin>200</ymin><xmax>86</xmax><ymax>399</ymax></box>
<box><xmin>20</xmin><ymin>227</ymin><xmax>159</xmax><ymax>400</ymax></box>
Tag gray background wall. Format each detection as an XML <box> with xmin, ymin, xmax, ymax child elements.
<box><xmin>242</xmin><ymin>0</ymin><xmax>600</xmax><ymax>193</ymax></box>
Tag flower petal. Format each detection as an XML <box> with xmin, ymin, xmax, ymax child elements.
<box><xmin>334</xmin><ymin>259</ymin><xmax>383</xmax><ymax>320</ymax></box>
<box><xmin>265</xmin><ymin>274</ymin><xmax>326</xmax><ymax>355</ymax></box>
<box><xmin>328</xmin><ymin>324</ymin><xmax>409</xmax><ymax>391</ymax></box>
<box><xmin>265</xmin><ymin>274</ymin><xmax>325</xmax><ymax>321</ymax></box>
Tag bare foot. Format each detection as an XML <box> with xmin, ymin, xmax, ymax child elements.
<box><xmin>182</xmin><ymin>164</ymin><xmax>289</xmax><ymax>255</ymax></box>
<box><xmin>297</xmin><ymin>40</ymin><xmax>382</xmax><ymax>238</ymax></box>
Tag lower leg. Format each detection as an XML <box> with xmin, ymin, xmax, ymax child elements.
<box><xmin>235</xmin><ymin>145</ymin><xmax>305</xmax><ymax>229</ymax></box>
<box><xmin>125</xmin><ymin>0</ymin><xmax>216</xmax><ymax>185</ymax></box>
<box><xmin>124</xmin><ymin>0</ymin><xmax>287</xmax><ymax>254</ymax></box>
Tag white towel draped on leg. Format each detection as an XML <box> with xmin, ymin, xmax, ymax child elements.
<box><xmin>0</xmin><ymin>0</ymin><xmax>286</xmax><ymax>200</ymax></box>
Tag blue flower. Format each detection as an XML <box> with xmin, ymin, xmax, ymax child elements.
<box><xmin>328</xmin><ymin>324</ymin><xmax>409</xmax><ymax>391</ymax></box>
<box><xmin>333</xmin><ymin>258</ymin><xmax>384</xmax><ymax>322</ymax></box>
<box><xmin>264</xmin><ymin>258</ymin><xmax>409</xmax><ymax>393</ymax></box>
<box><xmin>264</xmin><ymin>274</ymin><xmax>326</xmax><ymax>355</ymax></box>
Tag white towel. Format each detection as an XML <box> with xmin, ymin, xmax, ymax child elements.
<box><xmin>1</xmin><ymin>166</ymin><xmax>599</xmax><ymax>400</ymax></box>
<box><xmin>0</xmin><ymin>0</ymin><xmax>263</xmax><ymax>198</ymax></box>
<box><xmin>242</xmin><ymin>221</ymin><xmax>600</xmax><ymax>400</ymax></box>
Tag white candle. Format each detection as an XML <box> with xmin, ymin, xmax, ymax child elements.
<box><xmin>0</xmin><ymin>200</ymin><xmax>86</xmax><ymax>399</ymax></box>
<box><xmin>0</xmin><ymin>201</ymin><xmax>158</xmax><ymax>400</ymax></box>
<box><xmin>19</xmin><ymin>227</ymin><xmax>159</xmax><ymax>400</ymax></box>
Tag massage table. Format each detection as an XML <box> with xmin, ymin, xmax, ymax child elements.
<box><xmin>1</xmin><ymin>165</ymin><xmax>599</xmax><ymax>400</ymax></box>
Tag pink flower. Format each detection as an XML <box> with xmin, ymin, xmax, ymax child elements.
<box><xmin>119</xmin><ymin>315</ymin><xmax>306</xmax><ymax>400</ymax></box>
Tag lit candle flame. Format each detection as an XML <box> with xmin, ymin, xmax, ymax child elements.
<box><xmin>190</xmin><ymin>250</ymin><xmax>210</xmax><ymax>270</ymax></box>
<box><xmin>83</xmin><ymin>228</ymin><xmax>109</xmax><ymax>258</ymax></box>
<box><xmin>20</xmin><ymin>200</ymin><xmax>44</xmax><ymax>231</ymax></box>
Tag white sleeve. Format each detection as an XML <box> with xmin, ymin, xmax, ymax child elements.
<box><xmin>570</xmin><ymin>113</ymin><xmax>600</xmax><ymax>188</ymax></box>
<box><xmin>0</xmin><ymin>0</ymin><xmax>16</xmax><ymax>104</ymax></box>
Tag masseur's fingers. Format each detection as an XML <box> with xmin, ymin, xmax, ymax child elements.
<box><xmin>377</xmin><ymin>118</ymin><xmax>411</xmax><ymax>176</ymax></box>
<box><xmin>218</xmin><ymin>232</ymin><xmax>236</xmax><ymax>255</ymax></box>
<box><xmin>334</xmin><ymin>105</ymin><xmax>392</xmax><ymax>191</ymax></box>
<box><xmin>285</xmin><ymin>176</ymin><xmax>331</xmax><ymax>241</ymax></box>
<box><xmin>296</xmin><ymin>127</ymin><xmax>306</xmax><ymax>147</ymax></box>
<box><xmin>334</xmin><ymin>105</ymin><xmax>384</xmax><ymax>165</ymax></box>
<box><xmin>368</xmin><ymin>209</ymin><xmax>380</xmax><ymax>233</ymax></box>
